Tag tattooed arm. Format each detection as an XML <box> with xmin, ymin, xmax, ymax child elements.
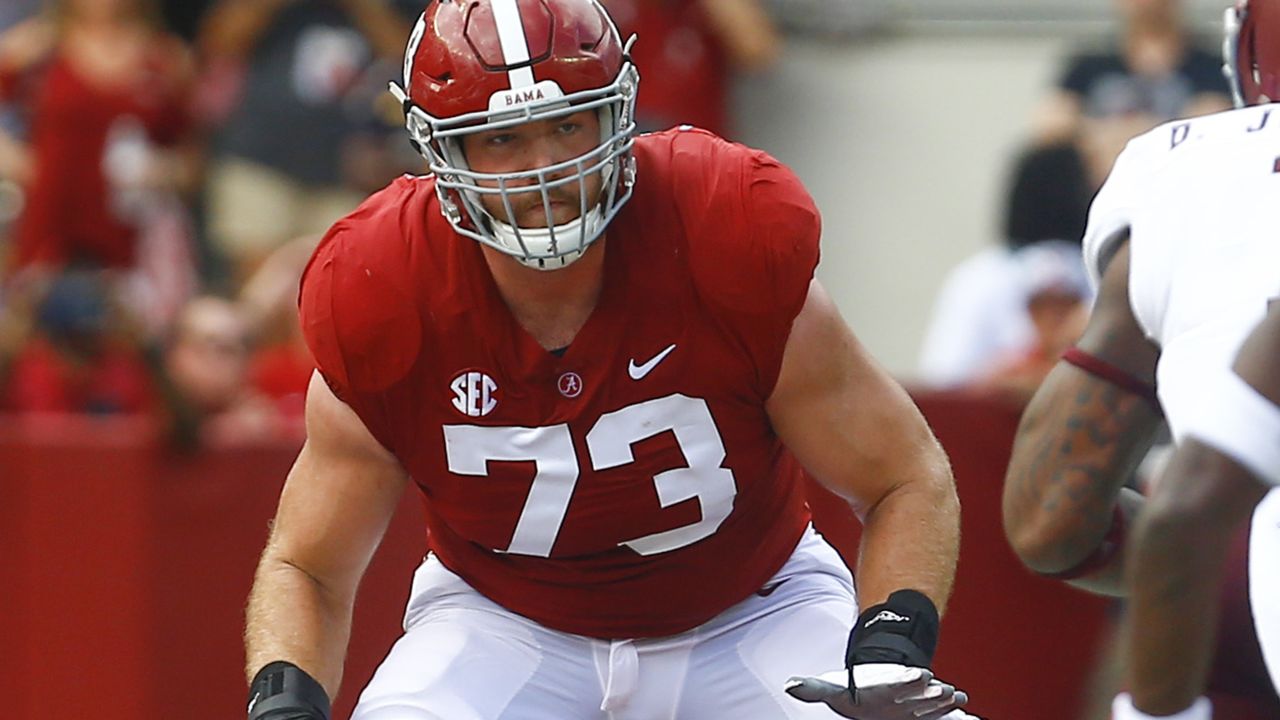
<box><xmin>1003</xmin><ymin>238</ymin><xmax>1164</xmax><ymax>595</ymax></box>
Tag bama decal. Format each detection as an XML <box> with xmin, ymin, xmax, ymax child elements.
<box><xmin>487</xmin><ymin>79</ymin><xmax>566</xmax><ymax>112</ymax></box>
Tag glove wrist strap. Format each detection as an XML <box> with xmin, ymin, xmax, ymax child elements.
<box><xmin>846</xmin><ymin>589</ymin><xmax>941</xmax><ymax>692</ymax></box>
<box><xmin>247</xmin><ymin>660</ymin><xmax>331</xmax><ymax>720</ymax></box>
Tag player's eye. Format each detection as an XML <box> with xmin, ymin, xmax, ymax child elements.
<box><xmin>484</xmin><ymin>132</ymin><xmax>518</xmax><ymax>146</ymax></box>
<box><xmin>556</xmin><ymin>121</ymin><xmax>581</xmax><ymax>136</ymax></box>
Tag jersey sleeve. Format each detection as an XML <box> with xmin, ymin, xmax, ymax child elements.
<box><xmin>673</xmin><ymin>130</ymin><xmax>821</xmax><ymax>395</ymax></box>
<box><xmin>1157</xmin><ymin>305</ymin><xmax>1270</xmax><ymax>439</ymax></box>
<box><xmin>1175</xmin><ymin>363</ymin><xmax>1280</xmax><ymax>487</ymax></box>
<box><xmin>1082</xmin><ymin>134</ymin><xmax>1152</xmax><ymax>289</ymax></box>
<box><xmin>741</xmin><ymin>148</ymin><xmax>822</xmax><ymax>317</ymax></box>
<box><xmin>297</xmin><ymin>221</ymin><xmax>423</xmax><ymax>407</ymax></box>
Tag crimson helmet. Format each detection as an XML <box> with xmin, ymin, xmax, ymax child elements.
<box><xmin>390</xmin><ymin>0</ymin><xmax>639</xmax><ymax>269</ymax></box>
<box><xmin>1225</xmin><ymin>0</ymin><xmax>1280</xmax><ymax>106</ymax></box>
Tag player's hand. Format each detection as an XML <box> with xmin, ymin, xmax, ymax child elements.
<box><xmin>784</xmin><ymin>663</ymin><xmax>970</xmax><ymax>720</ymax></box>
<box><xmin>1111</xmin><ymin>693</ymin><xmax>1211</xmax><ymax>720</ymax></box>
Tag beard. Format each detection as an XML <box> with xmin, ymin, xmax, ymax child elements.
<box><xmin>482</xmin><ymin>174</ymin><xmax>603</xmax><ymax>229</ymax></box>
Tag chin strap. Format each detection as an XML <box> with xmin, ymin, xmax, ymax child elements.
<box><xmin>487</xmin><ymin>206</ymin><xmax>604</xmax><ymax>270</ymax></box>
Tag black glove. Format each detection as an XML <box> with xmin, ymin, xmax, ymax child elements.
<box><xmin>785</xmin><ymin>589</ymin><xmax>969</xmax><ymax>719</ymax></box>
<box><xmin>247</xmin><ymin>661</ymin><xmax>331</xmax><ymax>720</ymax></box>
<box><xmin>846</xmin><ymin>588</ymin><xmax>940</xmax><ymax>673</ymax></box>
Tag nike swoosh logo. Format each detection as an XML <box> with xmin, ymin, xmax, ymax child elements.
<box><xmin>756</xmin><ymin>579</ymin><xmax>789</xmax><ymax>597</ymax></box>
<box><xmin>628</xmin><ymin>343</ymin><xmax>677</xmax><ymax>380</ymax></box>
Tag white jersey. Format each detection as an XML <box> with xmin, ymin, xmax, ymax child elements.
<box><xmin>1082</xmin><ymin>104</ymin><xmax>1280</xmax><ymax>443</ymax></box>
<box><xmin>1082</xmin><ymin>103</ymin><xmax>1280</xmax><ymax>698</ymax></box>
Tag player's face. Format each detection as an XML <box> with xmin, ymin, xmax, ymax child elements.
<box><xmin>461</xmin><ymin>110</ymin><xmax>605</xmax><ymax>229</ymax></box>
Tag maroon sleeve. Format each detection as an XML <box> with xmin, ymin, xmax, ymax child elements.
<box><xmin>740</xmin><ymin>150</ymin><xmax>821</xmax><ymax>394</ymax></box>
<box><xmin>297</xmin><ymin>224</ymin><xmax>423</xmax><ymax>415</ymax></box>
<box><xmin>674</xmin><ymin>130</ymin><xmax>821</xmax><ymax>396</ymax></box>
<box><xmin>743</xmin><ymin>150</ymin><xmax>822</xmax><ymax>320</ymax></box>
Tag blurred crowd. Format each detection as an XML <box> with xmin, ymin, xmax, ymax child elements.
<box><xmin>0</xmin><ymin>0</ymin><xmax>430</xmax><ymax>446</ymax></box>
<box><xmin>917</xmin><ymin>0</ymin><xmax>1230</xmax><ymax>401</ymax></box>
<box><xmin>0</xmin><ymin>0</ymin><xmax>1233</xmax><ymax>444</ymax></box>
<box><xmin>0</xmin><ymin>0</ymin><xmax>779</xmax><ymax>446</ymax></box>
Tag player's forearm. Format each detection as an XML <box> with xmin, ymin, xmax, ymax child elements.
<box><xmin>1059</xmin><ymin>486</ymin><xmax>1143</xmax><ymax>597</ymax></box>
<box><xmin>855</xmin><ymin>453</ymin><xmax>959</xmax><ymax>612</ymax></box>
<box><xmin>245</xmin><ymin>556</ymin><xmax>355</xmax><ymax>700</ymax></box>
<box><xmin>1123</xmin><ymin>505</ymin><xmax>1228</xmax><ymax>713</ymax></box>
<box><xmin>1003</xmin><ymin>365</ymin><xmax>1161</xmax><ymax>574</ymax></box>
<box><xmin>1124</xmin><ymin>444</ymin><xmax>1268</xmax><ymax>715</ymax></box>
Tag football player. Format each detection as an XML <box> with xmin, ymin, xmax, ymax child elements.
<box><xmin>1003</xmin><ymin>1</ymin><xmax>1280</xmax><ymax>717</ymax></box>
<box><xmin>242</xmin><ymin>0</ymin><xmax>971</xmax><ymax>718</ymax></box>
<box><xmin>1119</xmin><ymin>302</ymin><xmax>1280</xmax><ymax>720</ymax></box>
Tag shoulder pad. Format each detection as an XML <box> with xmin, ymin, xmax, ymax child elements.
<box><xmin>298</xmin><ymin>222</ymin><xmax>423</xmax><ymax>397</ymax></box>
<box><xmin>665</xmin><ymin>129</ymin><xmax>821</xmax><ymax>317</ymax></box>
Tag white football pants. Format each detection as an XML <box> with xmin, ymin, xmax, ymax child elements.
<box><xmin>351</xmin><ymin>526</ymin><xmax>856</xmax><ymax>720</ymax></box>
<box><xmin>1249</xmin><ymin>488</ymin><xmax>1280</xmax><ymax>697</ymax></box>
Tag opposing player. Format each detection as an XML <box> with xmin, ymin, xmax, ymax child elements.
<box><xmin>1003</xmin><ymin>1</ymin><xmax>1280</xmax><ymax>717</ymax></box>
<box><xmin>1119</xmin><ymin>301</ymin><xmax>1280</xmax><ymax>719</ymax></box>
<box><xmin>243</xmin><ymin>1</ymin><xmax>969</xmax><ymax>718</ymax></box>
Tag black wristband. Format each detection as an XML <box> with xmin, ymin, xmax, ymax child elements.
<box><xmin>846</xmin><ymin>589</ymin><xmax>940</xmax><ymax>671</ymax></box>
<box><xmin>247</xmin><ymin>661</ymin><xmax>331</xmax><ymax>720</ymax></box>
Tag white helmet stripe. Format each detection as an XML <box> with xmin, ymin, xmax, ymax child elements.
<box><xmin>590</xmin><ymin>0</ymin><xmax>623</xmax><ymax>50</ymax></box>
<box><xmin>490</xmin><ymin>0</ymin><xmax>536</xmax><ymax>88</ymax></box>
<box><xmin>403</xmin><ymin>11</ymin><xmax>427</xmax><ymax>89</ymax></box>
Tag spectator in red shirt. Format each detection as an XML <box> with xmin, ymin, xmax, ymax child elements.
<box><xmin>7</xmin><ymin>0</ymin><xmax>197</xmax><ymax>274</ymax></box>
<box><xmin>604</xmin><ymin>0</ymin><xmax>779</xmax><ymax>138</ymax></box>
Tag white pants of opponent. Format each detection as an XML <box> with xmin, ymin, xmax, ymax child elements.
<box><xmin>352</xmin><ymin>526</ymin><xmax>857</xmax><ymax>719</ymax></box>
<box><xmin>1250</xmin><ymin>488</ymin><xmax>1280</xmax><ymax>697</ymax></box>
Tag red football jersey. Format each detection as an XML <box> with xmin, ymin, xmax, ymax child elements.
<box><xmin>299</xmin><ymin>128</ymin><xmax>822</xmax><ymax>638</ymax></box>
<box><xmin>13</xmin><ymin>46</ymin><xmax>188</xmax><ymax>271</ymax></box>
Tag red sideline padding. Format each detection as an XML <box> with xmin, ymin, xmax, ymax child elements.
<box><xmin>806</xmin><ymin>389</ymin><xmax>1113</xmax><ymax>720</ymax></box>
<box><xmin>0</xmin><ymin>416</ymin><xmax>426</xmax><ymax>720</ymax></box>
<box><xmin>1</xmin><ymin>392</ymin><xmax>1273</xmax><ymax>719</ymax></box>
